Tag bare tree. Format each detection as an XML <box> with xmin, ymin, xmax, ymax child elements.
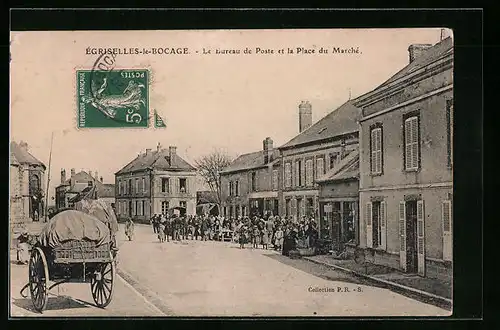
<box><xmin>195</xmin><ymin>150</ymin><xmax>233</xmax><ymax>212</ymax></box>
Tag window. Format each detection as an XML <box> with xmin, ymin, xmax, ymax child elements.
<box><xmin>142</xmin><ymin>177</ymin><xmax>146</xmax><ymax>193</ymax></box>
<box><xmin>446</xmin><ymin>99</ymin><xmax>453</xmax><ymax>168</ymax></box>
<box><xmin>135</xmin><ymin>178</ymin><xmax>139</xmax><ymax>194</ymax></box>
<box><xmin>370</xmin><ymin>126</ymin><xmax>383</xmax><ymax>174</ymax></box>
<box><xmin>229</xmin><ymin>181</ymin><xmax>233</xmax><ymax>196</ymax></box>
<box><xmin>179</xmin><ymin>178</ymin><xmax>187</xmax><ymax>193</ymax></box>
<box><xmin>329</xmin><ymin>153</ymin><xmax>338</xmax><ymax>169</ymax></box>
<box><xmin>118</xmin><ymin>181</ymin><xmax>122</xmax><ymax>195</ymax></box>
<box><xmin>180</xmin><ymin>201</ymin><xmax>187</xmax><ymax>208</ymax></box>
<box><xmin>128</xmin><ymin>179</ymin><xmax>132</xmax><ymax>194</ymax></box>
<box><xmin>306</xmin><ymin>198</ymin><xmax>314</xmax><ymax>217</ymax></box>
<box><xmin>88</xmin><ymin>180</ymin><xmax>93</xmax><ymax>187</ymax></box>
<box><xmin>272</xmin><ymin>169</ymin><xmax>279</xmax><ymax>190</ymax></box>
<box><xmin>296</xmin><ymin>160</ymin><xmax>302</xmax><ymax>186</ymax></box>
<box><xmin>284</xmin><ymin>163</ymin><xmax>292</xmax><ymax>188</ymax></box>
<box><xmin>305</xmin><ymin>159</ymin><xmax>314</xmax><ymax>186</ymax></box>
<box><xmin>316</xmin><ymin>158</ymin><xmax>324</xmax><ymax>179</ymax></box>
<box><xmin>285</xmin><ymin>199</ymin><xmax>291</xmax><ymax>217</ymax></box>
<box><xmin>235</xmin><ymin>180</ymin><xmax>239</xmax><ymax>196</ymax></box>
<box><xmin>132</xmin><ymin>200</ymin><xmax>136</xmax><ymax>216</ymax></box>
<box><xmin>161</xmin><ymin>201</ymin><xmax>169</xmax><ymax>214</ymax></box>
<box><xmin>142</xmin><ymin>200</ymin><xmax>145</xmax><ymax>216</ymax></box>
<box><xmin>366</xmin><ymin>201</ymin><xmax>386</xmax><ymax>249</ymax></box>
<box><xmin>251</xmin><ymin>172</ymin><xmax>257</xmax><ymax>191</ymax></box>
<box><xmin>136</xmin><ymin>200</ymin><xmax>140</xmax><ymax>216</ymax></box>
<box><xmin>404</xmin><ymin>115</ymin><xmax>420</xmax><ymax>171</ymax></box>
<box><xmin>161</xmin><ymin>178</ymin><xmax>169</xmax><ymax>193</ymax></box>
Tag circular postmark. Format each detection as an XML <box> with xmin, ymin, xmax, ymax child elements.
<box><xmin>84</xmin><ymin>53</ymin><xmax>150</xmax><ymax>126</ymax></box>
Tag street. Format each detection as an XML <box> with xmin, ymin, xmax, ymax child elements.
<box><xmin>10</xmin><ymin>223</ymin><xmax>449</xmax><ymax>317</ymax></box>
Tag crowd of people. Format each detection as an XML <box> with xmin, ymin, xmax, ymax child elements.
<box><xmin>148</xmin><ymin>213</ymin><xmax>320</xmax><ymax>256</ymax></box>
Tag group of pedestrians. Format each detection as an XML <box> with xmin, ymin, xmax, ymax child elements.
<box><xmin>147</xmin><ymin>213</ymin><xmax>319</xmax><ymax>258</ymax></box>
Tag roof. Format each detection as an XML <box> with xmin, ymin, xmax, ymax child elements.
<box><xmin>61</xmin><ymin>170</ymin><xmax>93</xmax><ymax>186</ymax></box>
<box><xmin>115</xmin><ymin>148</ymin><xmax>196</xmax><ymax>175</ymax></box>
<box><xmin>221</xmin><ymin>149</ymin><xmax>280</xmax><ymax>174</ymax></box>
<box><xmin>10</xmin><ymin>141</ymin><xmax>46</xmax><ymax>168</ymax></box>
<box><xmin>68</xmin><ymin>183</ymin><xmax>115</xmax><ymax>202</ymax></box>
<box><xmin>316</xmin><ymin>148</ymin><xmax>359</xmax><ymax>183</ymax></box>
<box><xmin>279</xmin><ymin>101</ymin><xmax>360</xmax><ymax>150</ymax></box>
<box><xmin>370</xmin><ymin>37</ymin><xmax>453</xmax><ymax>94</ymax></box>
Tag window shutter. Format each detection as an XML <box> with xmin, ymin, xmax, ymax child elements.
<box><xmin>377</xmin><ymin>129</ymin><xmax>382</xmax><ymax>173</ymax></box>
<box><xmin>301</xmin><ymin>161</ymin><xmax>306</xmax><ymax>187</ymax></box>
<box><xmin>370</xmin><ymin>130</ymin><xmax>375</xmax><ymax>173</ymax></box>
<box><xmin>442</xmin><ymin>200</ymin><xmax>452</xmax><ymax>261</ymax></box>
<box><xmin>292</xmin><ymin>198</ymin><xmax>297</xmax><ymax>221</ymax></box>
<box><xmin>417</xmin><ymin>200</ymin><xmax>426</xmax><ymax>276</ymax></box>
<box><xmin>399</xmin><ymin>201</ymin><xmax>407</xmax><ymax>271</ymax></box>
<box><xmin>405</xmin><ymin>119</ymin><xmax>411</xmax><ymax>170</ymax></box>
<box><xmin>366</xmin><ymin>202</ymin><xmax>373</xmax><ymax>248</ymax></box>
<box><xmin>380</xmin><ymin>201</ymin><xmax>387</xmax><ymax>250</ymax></box>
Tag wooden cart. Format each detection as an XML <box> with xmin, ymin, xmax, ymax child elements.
<box><xmin>27</xmin><ymin>239</ymin><xmax>115</xmax><ymax>313</ymax></box>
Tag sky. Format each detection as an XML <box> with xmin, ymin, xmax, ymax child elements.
<box><xmin>10</xmin><ymin>28</ymin><xmax>449</xmax><ymax>202</ymax></box>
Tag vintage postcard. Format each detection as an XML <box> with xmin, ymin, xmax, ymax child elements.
<box><xmin>9</xmin><ymin>28</ymin><xmax>453</xmax><ymax>317</ymax></box>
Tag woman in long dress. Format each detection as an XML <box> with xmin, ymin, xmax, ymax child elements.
<box><xmin>17</xmin><ymin>231</ymin><xmax>31</xmax><ymax>265</ymax></box>
<box><xmin>274</xmin><ymin>227</ymin><xmax>284</xmax><ymax>253</ymax></box>
<box><xmin>125</xmin><ymin>218</ymin><xmax>135</xmax><ymax>241</ymax></box>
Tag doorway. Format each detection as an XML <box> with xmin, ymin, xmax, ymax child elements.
<box><xmin>405</xmin><ymin>201</ymin><xmax>418</xmax><ymax>273</ymax></box>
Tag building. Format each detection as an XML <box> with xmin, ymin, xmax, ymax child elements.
<box><xmin>55</xmin><ymin>169</ymin><xmax>115</xmax><ymax>209</ymax></box>
<box><xmin>277</xmin><ymin>100</ymin><xmax>361</xmax><ymax>224</ymax></box>
<box><xmin>10</xmin><ymin>141</ymin><xmax>46</xmax><ymax>225</ymax></box>
<box><xmin>220</xmin><ymin>137</ymin><xmax>281</xmax><ymax>219</ymax></box>
<box><xmin>114</xmin><ymin>143</ymin><xmax>197</xmax><ymax>222</ymax></box>
<box><xmin>316</xmin><ymin>148</ymin><xmax>360</xmax><ymax>251</ymax></box>
<box><xmin>353</xmin><ymin>37</ymin><xmax>453</xmax><ymax>281</ymax></box>
<box><xmin>196</xmin><ymin>191</ymin><xmax>219</xmax><ymax>216</ymax></box>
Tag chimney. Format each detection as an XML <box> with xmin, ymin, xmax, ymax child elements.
<box><xmin>146</xmin><ymin>148</ymin><xmax>152</xmax><ymax>155</ymax></box>
<box><xmin>19</xmin><ymin>141</ymin><xmax>29</xmax><ymax>151</ymax></box>
<box><xmin>408</xmin><ymin>44</ymin><xmax>432</xmax><ymax>63</ymax></box>
<box><xmin>157</xmin><ymin>142</ymin><xmax>162</xmax><ymax>152</ymax></box>
<box><xmin>169</xmin><ymin>146</ymin><xmax>177</xmax><ymax>166</ymax></box>
<box><xmin>299</xmin><ymin>101</ymin><xmax>312</xmax><ymax>133</ymax></box>
<box><xmin>263</xmin><ymin>137</ymin><xmax>273</xmax><ymax>164</ymax></box>
<box><xmin>88</xmin><ymin>170</ymin><xmax>92</xmax><ymax>178</ymax></box>
<box><xmin>61</xmin><ymin>169</ymin><xmax>66</xmax><ymax>184</ymax></box>
<box><xmin>71</xmin><ymin>168</ymin><xmax>75</xmax><ymax>176</ymax></box>
<box><xmin>94</xmin><ymin>171</ymin><xmax>98</xmax><ymax>181</ymax></box>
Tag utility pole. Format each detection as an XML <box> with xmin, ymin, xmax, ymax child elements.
<box><xmin>44</xmin><ymin>132</ymin><xmax>54</xmax><ymax>222</ymax></box>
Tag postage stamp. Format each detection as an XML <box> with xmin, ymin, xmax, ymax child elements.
<box><xmin>77</xmin><ymin>68</ymin><xmax>149</xmax><ymax>128</ymax></box>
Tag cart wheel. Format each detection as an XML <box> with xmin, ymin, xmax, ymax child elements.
<box><xmin>28</xmin><ymin>247</ymin><xmax>49</xmax><ymax>313</ymax></box>
<box><xmin>90</xmin><ymin>252</ymin><xmax>115</xmax><ymax>308</ymax></box>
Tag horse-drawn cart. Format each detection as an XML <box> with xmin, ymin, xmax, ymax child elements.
<box><xmin>23</xmin><ymin>201</ymin><xmax>119</xmax><ymax>313</ymax></box>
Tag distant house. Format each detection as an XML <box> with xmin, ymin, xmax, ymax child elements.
<box><xmin>220</xmin><ymin>137</ymin><xmax>281</xmax><ymax>219</ymax></box>
<box><xmin>55</xmin><ymin>169</ymin><xmax>114</xmax><ymax>209</ymax></box>
<box><xmin>316</xmin><ymin>148</ymin><xmax>360</xmax><ymax>250</ymax></box>
<box><xmin>10</xmin><ymin>141</ymin><xmax>46</xmax><ymax>225</ymax></box>
<box><xmin>277</xmin><ymin>100</ymin><xmax>361</xmax><ymax>227</ymax></box>
<box><xmin>353</xmin><ymin>37</ymin><xmax>453</xmax><ymax>281</ymax></box>
<box><xmin>115</xmin><ymin>143</ymin><xmax>197</xmax><ymax>222</ymax></box>
<box><xmin>196</xmin><ymin>191</ymin><xmax>219</xmax><ymax>216</ymax></box>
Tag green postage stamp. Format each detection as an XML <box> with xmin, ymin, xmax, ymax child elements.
<box><xmin>77</xmin><ymin>69</ymin><xmax>149</xmax><ymax>128</ymax></box>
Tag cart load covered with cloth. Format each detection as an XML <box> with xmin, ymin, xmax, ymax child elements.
<box><xmin>25</xmin><ymin>209</ymin><xmax>117</xmax><ymax>313</ymax></box>
<box><xmin>74</xmin><ymin>199</ymin><xmax>119</xmax><ymax>237</ymax></box>
<box><xmin>37</xmin><ymin>210</ymin><xmax>111</xmax><ymax>248</ymax></box>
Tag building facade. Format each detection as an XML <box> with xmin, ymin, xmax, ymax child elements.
<box><xmin>220</xmin><ymin>137</ymin><xmax>281</xmax><ymax>219</ymax></box>
<box><xmin>353</xmin><ymin>37</ymin><xmax>453</xmax><ymax>281</ymax></box>
<box><xmin>10</xmin><ymin>141</ymin><xmax>46</xmax><ymax>226</ymax></box>
<box><xmin>56</xmin><ymin>169</ymin><xmax>114</xmax><ymax>209</ymax></box>
<box><xmin>316</xmin><ymin>148</ymin><xmax>360</xmax><ymax>250</ymax></box>
<box><xmin>115</xmin><ymin>144</ymin><xmax>197</xmax><ymax>222</ymax></box>
<box><xmin>278</xmin><ymin>101</ymin><xmax>360</xmax><ymax>224</ymax></box>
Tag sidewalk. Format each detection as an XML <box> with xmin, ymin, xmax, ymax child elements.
<box><xmin>303</xmin><ymin>254</ymin><xmax>452</xmax><ymax>310</ymax></box>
